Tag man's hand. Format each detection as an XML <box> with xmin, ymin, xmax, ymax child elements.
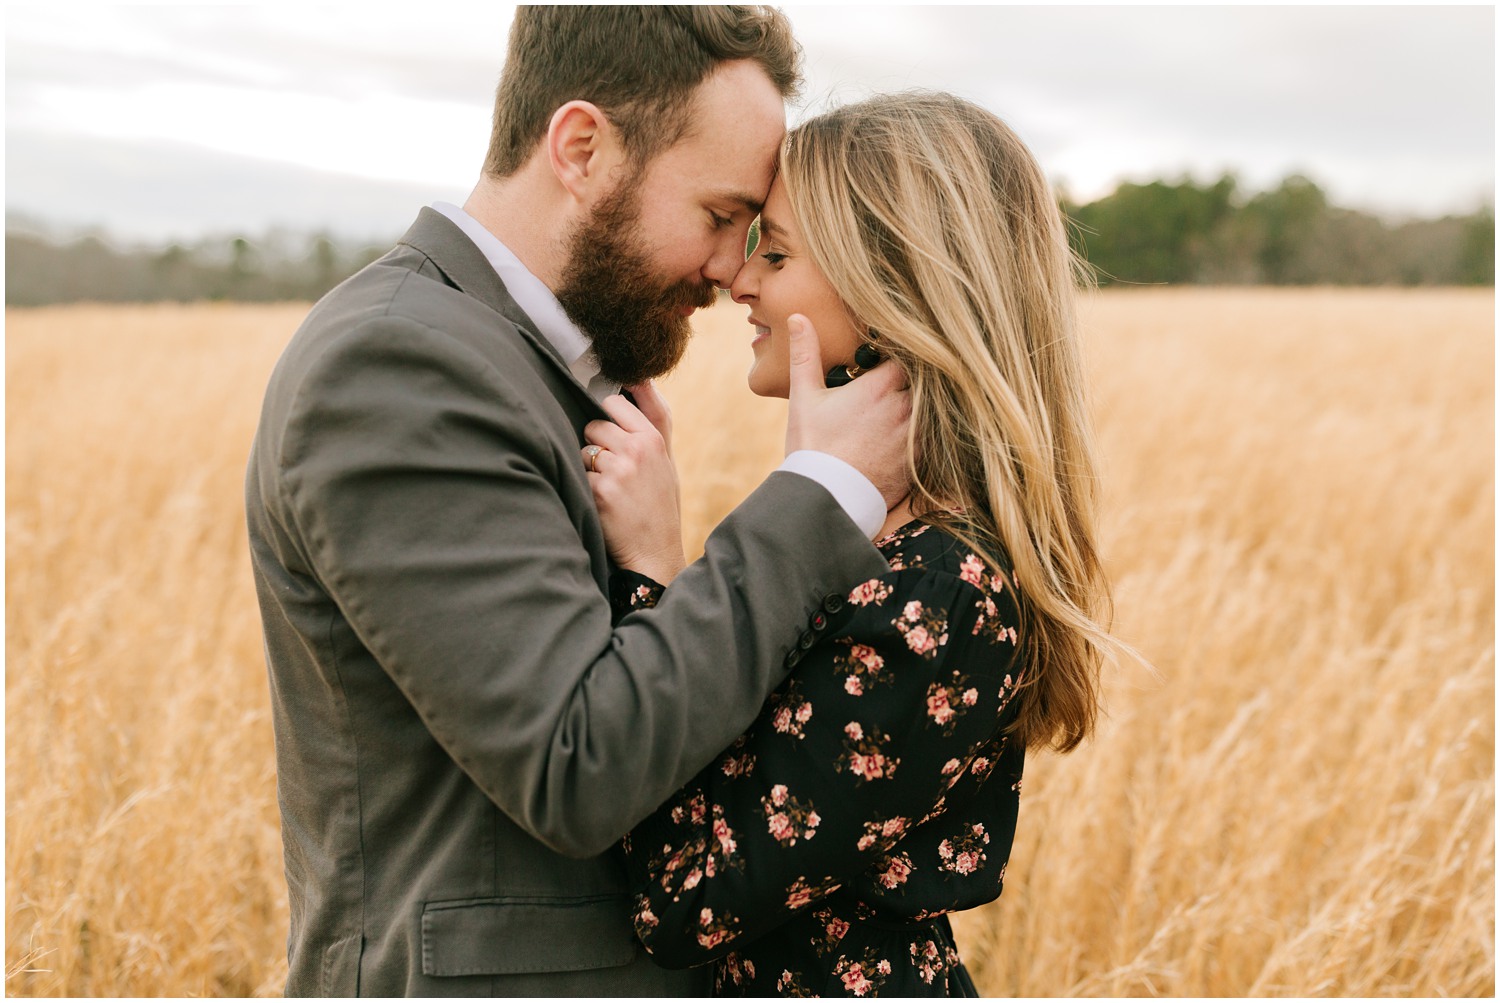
<box><xmin>784</xmin><ymin>313</ymin><xmax>912</xmax><ymax>508</ymax></box>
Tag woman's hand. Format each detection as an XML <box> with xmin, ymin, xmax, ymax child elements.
<box><xmin>582</xmin><ymin>382</ymin><xmax>687</xmax><ymax>586</ymax></box>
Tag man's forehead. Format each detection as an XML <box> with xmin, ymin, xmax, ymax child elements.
<box><xmin>708</xmin><ymin>188</ymin><xmax>767</xmax><ymax>215</ymax></box>
<box><xmin>669</xmin><ymin>61</ymin><xmax>787</xmax><ymax>189</ymax></box>
<box><xmin>646</xmin><ymin>130</ymin><xmax>780</xmax><ymax>205</ymax></box>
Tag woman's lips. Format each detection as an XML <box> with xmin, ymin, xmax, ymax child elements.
<box><xmin>749</xmin><ymin>319</ymin><xmax>771</xmax><ymax>347</ymax></box>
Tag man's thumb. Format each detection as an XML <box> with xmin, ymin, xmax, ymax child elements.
<box><xmin>786</xmin><ymin>314</ymin><xmax>825</xmax><ymax>399</ymax></box>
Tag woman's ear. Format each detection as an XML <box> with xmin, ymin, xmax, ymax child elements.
<box><xmin>546</xmin><ymin>100</ymin><xmax>624</xmax><ymax>203</ymax></box>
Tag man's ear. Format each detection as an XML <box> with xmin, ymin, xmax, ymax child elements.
<box><xmin>546</xmin><ymin>100</ymin><xmax>622</xmax><ymax>203</ymax></box>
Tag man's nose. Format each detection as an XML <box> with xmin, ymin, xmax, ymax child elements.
<box><xmin>729</xmin><ymin>259</ymin><xmax>756</xmax><ymax>304</ymax></box>
<box><xmin>704</xmin><ymin>230</ymin><xmax>752</xmax><ymax>290</ymax></box>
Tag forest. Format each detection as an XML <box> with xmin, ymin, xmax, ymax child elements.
<box><xmin>1063</xmin><ymin>174</ymin><xmax>1494</xmax><ymax>286</ymax></box>
<box><xmin>5</xmin><ymin>174</ymin><xmax>1493</xmax><ymax>305</ymax></box>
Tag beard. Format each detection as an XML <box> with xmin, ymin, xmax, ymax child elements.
<box><xmin>555</xmin><ymin>174</ymin><xmax>718</xmax><ymax>385</ymax></box>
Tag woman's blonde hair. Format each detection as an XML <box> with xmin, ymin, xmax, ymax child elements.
<box><xmin>782</xmin><ymin>92</ymin><xmax>1112</xmax><ymax>752</ymax></box>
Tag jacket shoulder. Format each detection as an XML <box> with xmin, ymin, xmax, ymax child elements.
<box><xmin>296</xmin><ymin>246</ymin><xmax>494</xmax><ymax>347</ymax></box>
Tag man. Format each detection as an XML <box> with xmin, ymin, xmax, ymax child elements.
<box><xmin>246</xmin><ymin>7</ymin><xmax>909</xmax><ymax>996</ymax></box>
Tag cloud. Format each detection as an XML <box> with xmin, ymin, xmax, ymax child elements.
<box><xmin>5</xmin><ymin>3</ymin><xmax>1493</xmax><ymax>240</ymax></box>
<box><xmin>784</xmin><ymin>4</ymin><xmax>1495</xmax><ymax>214</ymax></box>
<box><xmin>6</xmin><ymin>4</ymin><xmax>513</xmax><ymax>106</ymax></box>
<box><xmin>6</xmin><ymin>128</ymin><xmax>459</xmax><ymax>243</ymax></box>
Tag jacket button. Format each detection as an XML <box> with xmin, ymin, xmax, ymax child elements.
<box><xmin>784</xmin><ymin>647</ymin><xmax>803</xmax><ymax>670</ymax></box>
<box><xmin>798</xmin><ymin>628</ymin><xmax>818</xmax><ymax>650</ymax></box>
<box><xmin>822</xmin><ymin>593</ymin><xmax>845</xmax><ymax>614</ymax></box>
<box><xmin>810</xmin><ymin>610</ymin><xmax>828</xmax><ymax>631</ymax></box>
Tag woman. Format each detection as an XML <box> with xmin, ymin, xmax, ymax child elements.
<box><xmin>587</xmin><ymin>92</ymin><xmax>1116</xmax><ymax>996</ymax></box>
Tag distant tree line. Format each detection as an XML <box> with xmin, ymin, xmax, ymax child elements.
<box><xmin>1064</xmin><ymin>174</ymin><xmax>1493</xmax><ymax>287</ymax></box>
<box><xmin>4</xmin><ymin>174</ymin><xmax>1493</xmax><ymax>305</ymax></box>
<box><xmin>4</xmin><ymin>229</ymin><xmax>389</xmax><ymax>307</ymax></box>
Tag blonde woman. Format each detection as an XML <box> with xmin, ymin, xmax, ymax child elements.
<box><xmin>585</xmin><ymin>92</ymin><xmax>1115</xmax><ymax>997</ymax></box>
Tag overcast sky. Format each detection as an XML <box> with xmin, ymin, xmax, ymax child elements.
<box><xmin>5</xmin><ymin>4</ymin><xmax>1495</xmax><ymax>245</ymax></box>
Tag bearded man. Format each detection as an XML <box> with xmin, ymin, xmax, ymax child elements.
<box><xmin>245</xmin><ymin>7</ymin><xmax>909</xmax><ymax>997</ymax></box>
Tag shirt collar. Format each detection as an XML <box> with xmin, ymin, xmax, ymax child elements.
<box><xmin>431</xmin><ymin>201</ymin><xmax>615</xmax><ymax>397</ymax></box>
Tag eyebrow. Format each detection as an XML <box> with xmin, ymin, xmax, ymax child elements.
<box><xmin>758</xmin><ymin>214</ymin><xmax>787</xmax><ymax>238</ymax></box>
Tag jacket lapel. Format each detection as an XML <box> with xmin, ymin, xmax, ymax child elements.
<box><xmin>396</xmin><ymin>207</ymin><xmax>607</xmax><ymax>427</ymax></box>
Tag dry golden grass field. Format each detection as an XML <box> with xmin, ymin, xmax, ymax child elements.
<box><xmin>6</xmin><ymin>288</ymin><xmax>1494</xmax><ymax>997</ymax></box>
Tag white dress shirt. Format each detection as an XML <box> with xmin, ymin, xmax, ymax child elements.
<box><xmin>431</xmin><ymin>201</ymin><xmax>886</xmax><ymax>538</ymax></box>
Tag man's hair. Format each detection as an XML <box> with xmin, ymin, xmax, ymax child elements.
<box><xmin>484</xmin><ymin>6</ymin><xmax>801</xmax><ymax>177</ymax></box>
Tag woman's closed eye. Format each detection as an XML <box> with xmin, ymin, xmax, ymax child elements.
<box><xmin>760</xmin><ymin>251</ymin><xmax>787</xmax><ymax>266</ymax></box>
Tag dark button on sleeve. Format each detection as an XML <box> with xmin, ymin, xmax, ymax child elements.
<box><xmin>821</xmin><ymin>592</ymin><xmax>845</xmax><ymax>614</ymax></box>
<box><xmin>783</xmin><ymin>647</ymin><xmax>803</xmax><ymax>670</ymax></box>
<box><xmin>798</xmin><ymin>628</ymin><xmax>818</xmax><ymax>650</ymax></box>
<box><xmin>809</xmin><ymin>610</ymin><xmax>828</xmax><ymax>632</ymax></box>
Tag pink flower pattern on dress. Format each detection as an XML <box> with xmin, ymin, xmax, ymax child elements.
<box><xmin>927</xmin><ymin>685</ymin><xmax>955</xmax><ymax>725</ymax></box>
<box><xmin>720</xmin><ymin>749</ymin><xmax>755</xmax><ymax>778</ymax></box>
<box><xmin>783</xmin><ymin>875</ymin><xmax>841</xmax><ymax>912</ymax></box>
<box><xmin>909</xmin><ymin>937</ymin><xmax>961</xmax><ymax>987</ymax></box>
<box><xmin>621</xmin><ymin>518</ymin><xmax>1026</xmax><ymax>998</ymax></box>
<box><xmin>937</xmin><ymin>821</ymin><xmax>992</xmax><ymax>875</ymax></box>
<box><xmin>833</xmin><ymin>639</ymin><xmax>888</xmax><ymax>697</ymax></box>
<box><xmin>837</xmin><ymin>721</ymin><xmax>899</xmax><ymax>782</ymax></box>
<box><xmin>874</xmin><ymin>850</ymin><xmax>915</xmax><ymax>890</ymax></box>
<box><xmin>834</xmin><ymin>949</ymin><xmax>895</xmax><ymax>997</ymax></box>
<box><xmin>718</xmin><ymin>735</ymin><xmax>755</xmax><ymax>779</ymax></box>
<box><xmin>973</xmin><ymin>589</ymin><xmax>1020</xmax><ymax>645</ymax></box>
<box><xmin>760</xmin><ymin>783</ymin><xmax>821</xmax><ymax>847</ymax></box>
<box><xmin>717</xmin><ymin>952</ymin><xmax>757</xmax><ymax>991</ymax></box>
<box><xmin>855</xmin><ymin>814</ymin><xmax>909</xmax><ymax>852</ymax></box>
<box><xmin>768</xmin><ymin>680</ymin><xmax>813</xmax><ymax>740</ymax></box>
<box><xmin>847</xmin><ymin>579</ymin><xmax>894</xmax><ymax>607</ymax></box>
<box><xmin>925</xmin><ymin>677</ymin><xmax>981</xmax><ymax>736</ymax></box>
<box><xmin>893</xmin><ymin>600</ymin><xmax>950</xmax><ymax>659</ymax></box>
<box><xmin>772</xmin><ymin>967</ymin><xmax>815</xmax><ymax>996</ymax></box>
<box><xmin>694</xmin><ymin>906</ymin><xmax>740</xmax><ymax>951</ymax></box>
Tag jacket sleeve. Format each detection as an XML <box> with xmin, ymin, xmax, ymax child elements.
<box><xmin>275</xmin><ymin>314</ymin><xmax>892</xmax><ymax>857</ymax></box>
<box><xmin>622</xmin><ymin>560</ymin><xmax>1024</xmax><ymax>968</ymax></box>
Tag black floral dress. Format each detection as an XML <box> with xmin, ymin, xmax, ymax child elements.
<box><xmin>615</xmin><ymin>520</ymin><xmax>1027</xmax><ymax>997</ymax></box>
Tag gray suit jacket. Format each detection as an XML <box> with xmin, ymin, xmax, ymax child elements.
<box><xmin>245</xmin><ymin>208</ymin><xmax>890</xmax><ymax>996</ymax></box>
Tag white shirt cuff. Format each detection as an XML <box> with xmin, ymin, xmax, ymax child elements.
<box><xmin>778</xmin><ymin>450</ymin><xmax>886</xmax><ymax>539</ymax></box>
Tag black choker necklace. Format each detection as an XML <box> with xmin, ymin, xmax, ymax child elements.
<box><xmin>824</xmin><ymin>343</ymin><xmax>884</xmax><ymax>388</ymax></box>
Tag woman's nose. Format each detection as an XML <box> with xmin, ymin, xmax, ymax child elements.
<box><xmin>729</xmin><ymin>259</ymin><xmax>757</xmax><ymax>304</ymax></box>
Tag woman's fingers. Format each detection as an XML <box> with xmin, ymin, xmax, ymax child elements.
<box><xmin>584</xmin><ymin>391</ymin><xmax>672</xmax><ymax>477</ymax></box>
<box><xmin>599</xmin><ymin>393</ymin><xmax>655</xmax><ymax>435</ymax></box>
<box><xmin>581</xmin><ymin>443</ymin><xmax>609</xmax><ymax>475</ymax></box>
<box><xmin>624</xmin><ymin>381</ymin><xmax>674</xmax><ymax>449</ymax></box>
<box><xmin>580</xmin><ymin>397</ymin><xmax>687</xmax><ymax>585</ymax></box>
<box><xmin>582</xmin><ymin>417</ymin><xmax>633</xmax><ymax>452</ymax></box>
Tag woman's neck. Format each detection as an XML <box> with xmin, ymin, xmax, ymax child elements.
<box><xmin>876</xmin><ymin>497</ymin><xmax>916</xmax><ymax>540</ymax></box>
